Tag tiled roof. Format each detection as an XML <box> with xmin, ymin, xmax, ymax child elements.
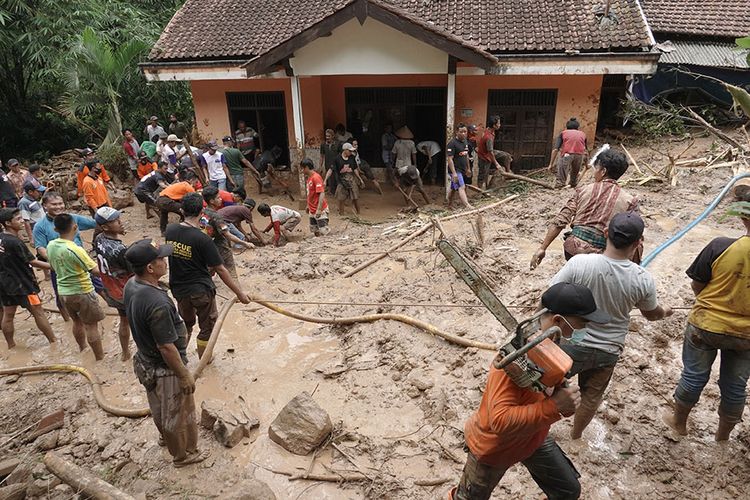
<box><xmin>641</xmin><ymin>0</ymin><xmax>750</xmax><ymax>39</ymax></box>
<box><xmin>656</xmin><ymin>41</ymin><xmax>749</xmax><ymax>69</ymax></box>
<box><xmin>149</xmin><ymin>0</ymin><xmax>653</xmax><ymax>62</ymax></box>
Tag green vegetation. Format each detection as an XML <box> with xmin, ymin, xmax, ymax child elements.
<box><xmin>0</xmin><ymin>0</ymin><xmax>192</xmax><ymax>161</ymax></box>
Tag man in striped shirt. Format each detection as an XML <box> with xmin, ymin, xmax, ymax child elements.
<box><xmin>530</xmin><ymin>149</ymin><xmax>638</xmax><ymax>270</ymax></box>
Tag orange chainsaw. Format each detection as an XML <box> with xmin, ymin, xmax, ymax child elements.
<box><xmin>436</xmin><ymin>239</ymin><xmax>572</xmax><ymax>391</ymax></box>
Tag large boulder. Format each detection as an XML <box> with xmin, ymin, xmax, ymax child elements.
<box><xmin>268</xmin><ymin>392</ymin><xmax>332</xmax><ymax>455</ymax></box>
<box><xmin>109</xmin><ymin>188</ymin><xmax>133</xmax><ymax>209</ymax></box>
<box><xmin>224</xmin><ymin>479</ymin><xmax>277</xmax><ymax>500</ymax></box>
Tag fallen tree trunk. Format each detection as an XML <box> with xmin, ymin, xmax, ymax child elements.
<box><xmin>44</xmin><ymin>452</ymin><xmax>135</xmax><ymax>500</ymax></box>
<box><xmin>497</xmin><ymin>171</ymin><xmax>554</xmax><ymax>189</ymax></box>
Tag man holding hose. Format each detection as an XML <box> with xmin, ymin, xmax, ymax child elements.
<box><xmin>124</xmin><ymin>238</ymin><xmax>208</xmax><ymax>468</ymax></box>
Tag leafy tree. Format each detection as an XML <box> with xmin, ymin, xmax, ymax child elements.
<box><xmin>63</xmin><ymin>28</ymin><xmax>149</xmax><ymax>145</ymax></box>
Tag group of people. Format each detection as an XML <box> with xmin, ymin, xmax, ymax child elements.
<box><xmin>448</xmin><ymin>148</ymin><xmax>750</xmax><ymax>499</ymax></box>
<box><xmin>1</xmin><ymin>113</ymin><xmax>747</xmax><ymax>491</ymax></box>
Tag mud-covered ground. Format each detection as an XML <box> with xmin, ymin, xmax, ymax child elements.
<box><xmin>1</xmin><ymin>134</ymin><xmax>749</xmax><ymax>499</ymax></box>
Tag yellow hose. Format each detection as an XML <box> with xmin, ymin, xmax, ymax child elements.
<box><xmin>0</xmin><ymin>299</ymin><xmax>496</xmax><ymax>418</ymax></box>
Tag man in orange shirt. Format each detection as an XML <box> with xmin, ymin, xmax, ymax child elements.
<box><xmin>451</xmin><ymin>282</ymin><xmax>609</xmax><ymax>500</ymax></box>
<box><xmin>156</xmin><ymin>172</ymin><xmax>200</xmax><ymax>235</ymax></box>
<box><xmin>76</xmin><ymin>148</ymin><xmax>111</xmax><ymax>197</ymax></box>
<box><xmin>81</xmin><ymin>164</ymin><xmax>111</xmax><ymax>216</ymax></box>
<box><xmin>301</xmin><ymin>158</ymin><xmax>329</xmax><ymax>236</ymax></box>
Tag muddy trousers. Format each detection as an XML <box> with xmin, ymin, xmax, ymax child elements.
<box><xmin>156</xmin><ymin>196</ymin><xmax>183</xmax><ymax>234</ymax></box>
<box><xmin>674</xmin><ymin>323</ymin><xmax>750</xmax><ymax>423</ymax></box>
<box><xmin>561</xmin><ymin>343</ymin><xmax>619</xmax><ymax>431</ymax></box>
<box><xmin>456</xmin><ymin>437</ymin><xmax>580</xmax><ymax>500</ymax></box>
<box><xmin>176</xmin><ymin>291</ymin><xmax>218</xmax><ymax>351</ymax></box>
<box><xmin>145</xmin><ymin>372</ymin><xmax>199</xmax><ymax>462</ymax></box>
<box><xmin>556</xmin><ymin>154</ymin><xmax>584</xmax><ymax>187</ymax></box>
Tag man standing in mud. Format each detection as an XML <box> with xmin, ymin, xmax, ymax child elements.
<box><xmin>530</xmin><ymin>149</ymin><xmax>638</xmax><ymax>269</ymax></box>
<box><xmin>124</xmin><ymin>239</ymin><xmax>208</xmax><ymax>468</ymax></box>
<box><xmin>451</xmin><ymin>282</ymin><xmax>609</xmax><ymax>500</ymax></box>
<box><xmin>549</xmin><ymin>213</ymin><xmax>673</xmax><ymax>440</ymax></box>
<box><xmin>663</xmin><ymin>187</ymin><xmax>750</xmax><ymax>441</ymax></box>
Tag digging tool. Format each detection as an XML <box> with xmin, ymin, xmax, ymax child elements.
<box><xmin>436</xmin><ymin>238</ymin><xmax>572</xmax><ymax>391</ymax></box>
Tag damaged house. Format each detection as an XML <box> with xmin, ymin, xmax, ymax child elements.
<box><xmin>143</xmin><ymin>0</ymin><xmax>658</xmax><ymax>176</ymax></box>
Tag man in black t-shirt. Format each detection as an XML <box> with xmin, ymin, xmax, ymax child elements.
<box><xmin>124</xmin><ymin>238</ymin><xmax>207</xmax><ymax>468</ymax></box>
<box><xmin>0</xmin><ymin>208</ymin><xmax>56</xmax><ymax>348</ymax></box>
<box><xmin>134</xmin><ymin>162</ymin><xmax>171</xmax><ymax>218</ymax></box>
<box><xmin>326</xmin><ymin>143</ymin><xmax>364</xmax><ymax>215</ymax></box>
<box><xmin>446</xmin><ymin>124</ymin><xmax>473</xmax><ymax>209</ymax></box>
<box><xmin>164</xmin><ymin>192</ymin><xmax>250</xmax><ymax>359</ymax></box>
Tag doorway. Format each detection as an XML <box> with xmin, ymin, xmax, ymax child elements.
<box><xmin>345</xmin><ymin>87</ymin><xmax>446</xmax><ymax>183</ymax></box>
<box><xmin>226</xmin><ymin>91</ymin><xmax>290</xmax><ymax>166</ymax></box>
<box><xmin>487</xmin><ymin>89</ymin><xmax>557</xmax><ymax>171</ymax></box>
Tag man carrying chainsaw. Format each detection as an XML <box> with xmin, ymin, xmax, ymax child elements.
<box><xmin>550</xmin><ymin>212</ymin><xmax>673</xmax><ymax>441</ymax></box>
<box><xmin>451</xmin><ymin>282</ymin><xmax>610</xmax><ymax>500</ymax></box>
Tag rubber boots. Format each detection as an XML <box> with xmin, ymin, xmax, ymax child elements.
<box><xmin>662</xmin><ymin>401</ymin><xmax>692</xmax><ymax>436</ymax></box>
<box><xmin>715</xmin><ymin>415</ymin><xmax>738</xmax><ymax>441</ymax></box>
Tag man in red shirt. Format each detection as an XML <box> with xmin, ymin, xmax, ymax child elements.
<box><xmin>549</xmin><ymin>118</ymin><xmax>588</xmax><ymax>188</ymax></box>
<box><xmin>302</xmin><ymin>159</ymin><xmax>329</xmax><ymax>236</ymax></box>
<box><xmin>476</xmin><ymin>116</ymin><xmax>512</xmax><ymax>190</ymax></box>
<box><xmin>451</xmin><ymin>282</ymin><xmax>609</xmax><ymax>500</ymax></box>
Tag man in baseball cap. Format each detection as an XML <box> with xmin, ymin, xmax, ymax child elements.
<box><xmin>123</xmin><ymin>238</ymin><xmax>209</xmax><ymax>467</ymax></box>
<box><xmin>18</xmin><ymin>182</ymin><xmax>46</xmax><ymax>237</ymax></box>
<box><xmin>453</xmin><ymin>281</ymin><xmax>607</xmax><ymax>500</ymax></box>
<box><xmin>550</xmin><ymin>211</ymin><xmax>672</xmax><ymax>441</ymax></box>
<box><xmin>92</xmin><ymin>207</ymin><xmax>132</xmax><ymax>360</ymax></box>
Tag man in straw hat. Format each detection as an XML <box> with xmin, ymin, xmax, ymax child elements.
<box><xmin>392</xmin><ymin>125</ymin><xmax>417</xmax><ymax>185</ymax></box>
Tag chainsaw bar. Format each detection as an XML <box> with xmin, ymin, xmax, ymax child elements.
<box><xmin>436</xmin><ymin>239</ymin><xmax>518</xmax><ymax>333</ymax></box>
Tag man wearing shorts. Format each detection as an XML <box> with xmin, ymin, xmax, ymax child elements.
<box><xmin>201</xmin><ymin>186</ymin><xmax>255</xmax><ymax>277</ymax></box>
<box><xmin>327</xmin><ymin>143</ymin><xmax>364</xmax><ymax>215</ymax></box>
<box><xmin>0</xmin><ymin>208</ymin><xmax>56</xmax><ymax>349</ymax></box>
<box><xmin>301</xmin><ymin>159</ymin><xmax>329</xmax><ymax>236</ymax></box>
<box><xmin>164</xmin><ymin>193</ymin><xmax>250</xmax><ymax>359</ymax></box>
<box><xmin>47</xmin><ymin>214</ymin><xmax>106</xmax><ymax>360</ymax></box>
<box><xmin>93</xmin><ymin>207</ymin><xmax>133</xmax><ymax>361</ymax></box>
<box><xmin>446</xmin><ymin>124</ymin><xmax>473</xmax><ymax>209</ymax></box>
<box><xmin>258</xmin><ymin>203</ymin><xmax>301</xmax><ymax>246</ymax></box>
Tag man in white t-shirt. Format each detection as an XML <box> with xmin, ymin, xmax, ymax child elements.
<box><xmin>161</xmin><ymin>134</ymin><xmax>182</xmax><ymax>168</ymax></box>
<box><xmin>201</xmin><ymin>141</ymin><xmax>233</xmax><ymax>191</ymax></box>
<box><xmin>257</xmin><ymin>203</ymin><xmax>301</xmax><ymax>247</ymax></box>
<box><xmin>550</xmin><ymin>212</ymin><xmax>673</xmax><ymax>440</ymax></box>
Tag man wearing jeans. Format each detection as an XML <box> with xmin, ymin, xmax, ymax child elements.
<box><xmin>453</xmin><ymin>282</ymin><xmax>610</xmax><ymax>500</ymax></box>
<box><xmin>664</xmin><ymin>189</ymin><xmax>750</xmax><ymax>441</ymax></box>
<box><xmin>550</xmin><ymin>212</ymin><xmax>672</xmax><ymax>440</ymax></box>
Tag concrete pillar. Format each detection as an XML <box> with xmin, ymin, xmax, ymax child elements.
<box><xmin>290</xmin><ymin>75</ymin><xmax>307</xmax><ymax>205</ymax></box>
<box><xmin>445</xmin><ymin>73</ymin><xmax>456</xmax><ymax>201</ymax></box>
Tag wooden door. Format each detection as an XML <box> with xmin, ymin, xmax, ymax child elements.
<box><xmin>487</xmin><ymin>89</ymin><xmax>557</xmax><ymax>171</ymax></box>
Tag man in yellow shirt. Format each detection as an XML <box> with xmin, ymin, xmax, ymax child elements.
<box><xmin>664</xmin><ymin>189</ymin><xmax>750</xmax><ymax>441</ymax></box>
<box><xmin>47</xmin><ymin>213</ymin><xmax>106</xmax><ymax>360</ymax></box>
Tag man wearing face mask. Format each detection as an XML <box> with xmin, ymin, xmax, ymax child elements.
<box><xmin>549</xmin><ymin>212</ymin><xmax>673</xmax><ymax>440</ymax></box>
<box><xmin>451</xmin><ymin>282</ymin><xmax>609</xmax><ymax>500</ymax></box>
<box><xmin>76</xmin><ymin>148</ymin><xmax>111</xmax><ymax>198</ymax></box>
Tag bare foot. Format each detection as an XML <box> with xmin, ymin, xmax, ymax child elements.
<box><xmin>120</xmin><ymin>350</ymin><xmax>132</xmax><ymax>362</ymax></box>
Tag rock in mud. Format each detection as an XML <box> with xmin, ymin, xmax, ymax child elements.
<box><xmin>0</xmin><ymin>484</ymin><xmax>26</xmax><ymax>500</ymax></box>
<box><xmin>214</xmin><ymin>419</ymin><xmax>244</xmax><ymax>448</ymax></box>
<box><xmin>202</xmin><ymin>399</ymin><xmax>260</xmax><ymax>448</ymax></box>
<box><xmin>268</xmin><ymin>392</ymin><xmax>332</xmax><ymax>455</ymax></box>
<box><xmin>34</xmin><ymin>430</ymin><xmax>59</xmax><ymax>451</ymax></box>
<box><xmin>408</xmin><ymin>370</ymin><xmax>435</xmax><ymax>391</ymax></box>
<box><xmin>109</xmin><ymin>189</ymin><xmax>133</xmax><ymax>209</ymax></box>
<box><xmin>225</xmin><ymin>479</ymin><xmax>277</xmax><ymax>500</ymax></box>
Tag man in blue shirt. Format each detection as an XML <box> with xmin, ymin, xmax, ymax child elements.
<box><xmin>33</xmin><ymin>191</ymin><xmax>99</xmax><ymax>321</ymax></box>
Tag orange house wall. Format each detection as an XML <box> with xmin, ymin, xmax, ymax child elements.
<box><xmin>190</xmin><ymin>74</ymin><xmax>602</xmax><ymax>149</ymax></box>
<box><xmin>455</xmin><ymin>74</ymin><xmax>603</xmax><ymax>142</ymax></box>
<box><xmin>190</xmin><ymin>79</ymin><xmax>295</xmax><ymax>144</ymax></box>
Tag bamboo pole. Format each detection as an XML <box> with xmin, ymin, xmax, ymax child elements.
<box><xmin>497</xmin><ymin>171</ymin><xmax>554</xmax><ymax>189</ymax></box>
<box><xmin>44</xmin><ymin>452</ymin><xmax>136</xmax><ymax>500</ymax></box>
<box><xmin>344</xmin><ymin>194</ymin><xmax>518</xmax><ymax>277</ymax></box>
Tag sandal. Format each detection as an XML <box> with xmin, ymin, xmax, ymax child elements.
<box><xmin>173</xmin><ymin>450</ymin><xmax>210</xmax><ymax>468</ymax></box>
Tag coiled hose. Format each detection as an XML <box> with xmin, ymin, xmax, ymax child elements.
<box><xmin>0</xmin><ymin>298</ymin><xmax>496</xmax><ymax>418</ymax></box>
<box><xmin>641</xmin><ymin>173</ymin><xmax>750</xmax><ymax>268</ymax></box>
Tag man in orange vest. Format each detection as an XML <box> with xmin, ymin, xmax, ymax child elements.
<box><xmin>549</xmin><ymin>118</ymin><xmax>588</xmax><ymax>188</ymax></box>
<box><xmin>81</xmin><ymin>164</ymin><xmax>111</xmax><ymax>216</ymax></box>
